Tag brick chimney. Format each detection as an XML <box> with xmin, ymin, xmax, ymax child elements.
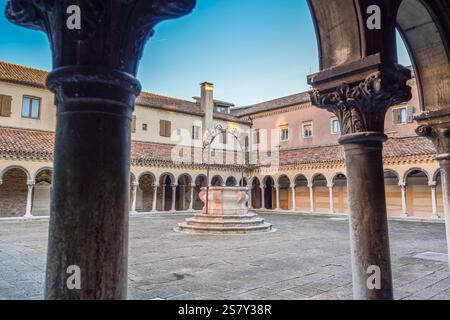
<box><xmin>200</xmin><ymin>82</ymin><xmax>214</xmax><ymax>134</ymax></box>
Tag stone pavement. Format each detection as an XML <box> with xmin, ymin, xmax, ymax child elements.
<box><xmin>0</xmin><ymin>213</ymin><xmax>449</xmax><ymax>300</ymax></box>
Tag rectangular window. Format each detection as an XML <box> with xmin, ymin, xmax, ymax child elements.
<box><xmin>393</xmin><ymin>108</ymin><xmax>408</xmax><ymax>125</ymax></box>
<box><xmin>159</xmin><ymin>120</ymin><xmax>172</xmax><ymax>138</ymax></box>
<box><xmin>131</xmin><ymin>115</ymin><xmax>137</xmax><ymax>133</ymax></box>
<box><xmin>192</xmin><ymin>125</ymin><xmax>201</xmax><ymax>140</ymax></box>
<box><xmin>220</xmin><ymin>132</ymin><xmax>227</xmax><ymax>145</ymax></box>
<box><xmin>280</xmin><ymin>126</ymin><xmax>289</xmax><ymax>141</ymax></box>
<box><xmin>142</xmin><ymin>123</ymin><xmax>148</xmax><ymax>131</ymax></box>
<box><xmin>331</xmin><ymin>119</ymin><xmax>341</xmax><ymax>134</ymax></box>
<box><xmin>302</xmin><ymin>122</ymin><xmax>313</xmax><ymax>138</ymax></box>
<box><xmin>0</xmin><ymin>94</ymin><xmax>12</xmax><ymax>117</ymax></box>
<box><xmin>21</xmin><ymin>96</ymin><xmax>41</xmax><ymax>119</ymax></box>
<box><xmin>254</xmin><ymin>130</ymin><xmax>260</xmax><ymax>145</ymax></box>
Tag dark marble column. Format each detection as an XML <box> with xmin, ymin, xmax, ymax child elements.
<box><xmin>416</xmin><ymin>109</ymin><xmax>450</xmax><ymax>273</ymax></box>
<box><xmin>309</xmin><ymin>60</ymin><xmax>412</xmax><ymax>300</ymax></box>
<box><xmin>6</xmin><ymin>0</ymin><xmax>195</xmax><ymax>300</ymax></box>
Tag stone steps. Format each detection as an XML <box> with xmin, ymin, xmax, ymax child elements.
<box><xmin>176</xmin><ymin>222</ymin><xmax>273</xmax><ymax>235</ymax></box>
<box><xmin>185</xmin><ymin>217</ymin><xmax>265</xmax><ymax>227</ymax></box>
<box><xmin>192</xmin><ymin>213</ymin><xmax>259</xmax><ymax>221</ymax></box>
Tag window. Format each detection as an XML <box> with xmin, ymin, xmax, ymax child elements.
<box><xmin>302</xmin><ymin>122</ymin><xmax>313</xmax><ymax>138</ymax></box>
<box><xmin>131</xmin><ymin>115</ymin><xmax>136</xmax><ymax>133</ymax></box>
<box><xmin>220</xmin><ymin>132</ymin><xmax>228</xmax><ymax>145</ymax></box>
<box><xmin>159</xmin><ymin>120</ymin><xmax>172</xmax><ymax>138</ymax></box>
<box><xmin>142</xmin><ymin>123</ymin><xmax>148</xmax><ymax>131</ymax></box>
<box><xmin>0</xmin><ymin>94</ymin><xmax>12</xmax><ymax>117</ymax></box>
<box><xmin>393</xmin><ymin>107</ymin><xmax>408</xmax><ymax>125</ymax></box>
<box><xmin>331</xmin><ymin>119</ymin><xmax>341</xmax><ymax>134</ymax></box>
<box><xmin>280</xmin><ymin>126</ymin><xmax>289</xmax><ymax>141</ymax></box>
<box><xmin>254</xmin><ymin>130</ymin><xmax>260</xmax><ymax>145</ymax></box>
<box><xmin>192</xmin><ymin>126</ymin><xmax>201</xmax><ymax>140</ymax></box>
<box><xmin>21</xmin><ymin>96</ymin><xmax>40</xmax><ymax>119</ymax></box>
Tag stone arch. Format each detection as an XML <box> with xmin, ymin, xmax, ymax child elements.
<box><xmin>0</xmin><ymin>167</ymin><xmax>29</xmax><ymax>217</ymax></box>
<box><xmin>278</xmin><ymin>175</ymin><xmax>291</xmax><ymax>211</ymax></box>
<box><xmin>384</xmin><ymin>169</ymin><xmax>402</xmax><ymax>217</ymax></box>
<box><xmin>0</xmin><ymin>165</ymin><xmax>31</xmax><ymax>182</ymax></box>
<box><xmin>193</xmin><ymin>174</ymin><xmax>207</xmax><ymax>210</ymax></box>
<box><xmin>157</xmin><ymin>173</ymin><xmax>175</xmax><ymax>212</ymax></box>
<box><xmin>32</xmin><ymin>168</ymin><xmax>53</xmax><ymax>216</ymax></box>
<box><xmin>211</xmin><ymin>175</ymin><xmax>224</xmax><ymax>187</ymax></box>
<box><xmin>332</xmin><ymin>173</ymin><xmax>348</xmax><ymax>214</ymax></box>
<box><xmin>225</xmin><ymin>176</ymin><xmax>238</xmax><ymax>187</ymax></box>
<box><xmin>251</xmin><ymin>177</ymin><xmax>262</xmax><ymax>209</ymax></box>
<box><xmin>404</xmin><ymin>168</ymin><xmax>433</xmax><ymax>218</ymax></box>
<box><xmin>293</xmin><ymin>174</ymin><xmax>309</xmax><ymax>212</ymax></box>
<box><xmin>137</xmin><ymin>173</ymin><xmax>156</xmax><ymax>213</ymax></box>
<box><xmin>176</xmin><ymin>174</ymin><xmax>192</xmax><ymax>211</ymax></box>
<box><xmin>402</xmin><ymin>167</ymin><xmax>431</xmax><ymax>185</ymax></box>
<box><xmin>262</xmin><ymin>176</ymin><xmax>276</xmax><ymax>210</ymax></box>
<box><xmin>311</xmin><ymin>173</ymin><xmax>328</xmax><ymax>213</ymax></box>
<box><xmin>397</xmin><ymin>0</ymin><xmax>450</xmax><ymax>113</ymax></box>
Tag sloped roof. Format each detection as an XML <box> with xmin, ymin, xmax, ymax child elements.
<box><xmin>232</xmin><ymin>92</ymin><xmax>311</xmax><ymax>118</ymax></box>
<box><xmin>0</xmin><ymin>61</ymin><xmax>247</xmax><ymax>122</ymax></box>
<box><xmin>0</xmin><ymin>127</ymin><xmax>435</xmax><ymax>166</ymax></box>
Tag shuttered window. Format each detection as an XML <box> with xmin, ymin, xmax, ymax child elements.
<box><xmin>0</xmin><ymin>94</ymin><xmax>12</xmax><ymax>117</ymax></box>
<box><xmin>160</xmin><ymin>120</ymin><xmax>172</xmax><ymax>138</ymax></box>
<box><xmin>131</xmin><ymin>115</ymin><xmax>137</xmax><ymax>133</ymax></box>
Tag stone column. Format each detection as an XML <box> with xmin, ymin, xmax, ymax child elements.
<box><xmin>161</xmin><ymin>184</ymin><xmax>166</xmax><ymax>211</ymax></box>
<box><xmin>275</xmin><ymin>184</ymin><xmax>280</xmax><ymax>210</ymax></box>
<box><xmin>416</xmin><ymin>109</ymin><xmax>450</xmax><ymax>272</ymax></box>
<box><xmin>291</xmin><ymin>186</ymin><xmax>297</xmax><ymax>211</ymax></box>
<box><xmin>189</xmin><ymin>183</ymin><xmax>195</xmax><ymax>211</ymax></box>
<box><xmin>308</xmin><ymin>184</ymin><xmax>315</xmax><ymax>213</ymax></box>
<box><xmin>152</xmin><ymin>184</ymin><xmax>159</xmax><ymax>212</ymax></box>
<box><xmin>430</xmin><ymin>182</ymin><xmax>439</xmax><ymax>219</ymax></box>
<box><xmin>399</xmin><ymin>183</ymin><xmax>408</xmax><ymax>217</ymax></box>
<box><xmin>130</xmin><ymin>182</ymin><xmax>138</xmax><ymax>214</ymax></box>
<box><xmin>261</xmin><ymin>186</ymin><xmax>266</xmax><ymax>210</ymax></box>
<box><xmin>248</xmin><ymin>187</ymin><xmax>253</xmax><ymax>210</ymax></box>
<box><xmin>25</xmin><ymin>181</ymin><xmax>35</xmax><ymax>218</ymax></box>
<box><xmin>171</xmin><ymin>185</ymin><xmax>178</xmax><ymax>212</ymax></box>
<box><xmin>328</xmin><ymin>183</ymin><xmax>335</xmax><ymax>214</ymax></box>
<box><xmin>310</xmin><ymin>66</ymin><xmax>412</xmax><ymax>300</ymax></box>
<box><xmin>6</xmin><ymin>0</ymin><xmax>195</xmax><ymax>300</ymax></box>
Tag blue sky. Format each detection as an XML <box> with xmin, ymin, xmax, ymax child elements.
<box><xmin>0</xmin><ymin>0</ymin><xmax>411</xmax><ymax>106</ymax></box>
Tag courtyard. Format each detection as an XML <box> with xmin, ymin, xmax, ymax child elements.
<box><xmin>0</xmin><ymin>213</ymin><xmax>449</xmax><ymax>300</ymax></box>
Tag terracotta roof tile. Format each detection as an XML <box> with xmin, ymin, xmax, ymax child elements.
<box><xmin>231</xmin><ymin>92</ymin><xmax>311</xmax><ymax>117</ymax></box>
<box><xmin>0</xmin><ymin>127</ymin><xmax>436</xmax><ymax>166</ymax></box>
<box><xmin>0</xmin><ymin>61</ymin><xmax>245</xmax><ymax>122</ymax></box>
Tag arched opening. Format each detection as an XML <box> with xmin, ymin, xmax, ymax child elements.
<box><xmin>239</xmin><ymin>177</ymin><xmax>247</xmax><ymax>187</ymax></box>
<box><xmin>332</xmin><ymin>173</ymin><xmax>347</xmax><ymax>214</ymax></box>
<box><xmin>32</xmin><ymin>169</ymin><xmax>52</xmax><ymax>216</ymax></box>
<box><xmin>312</xmin><ymin>174</ymin><xmax>328</xmax><ymax>214</ymax></box>
<box><xmin>263</xmin><ymin>176</ymin><xmax>275</xmax><ymax>210</ymax></box>
<box><xmin>0</xmin><ymin>168</ymin><xmax>28</xmax><ymax>217</ymax></box>
<box><xmin>251</xmin><ymin>178</ymin><xmax>262</xmax><ymax>209</ymax></box>
<box><xmin>176</xmin><ymin>174</ymin><xmax>192</xmax><ymax>211</ymax></box>
<box><xmin>384</xmin><ymin>170</ymin><xmax>402</xmax><ymax>217</ymax></box>
<box><xmin>157</xmin><ymin>174</ymin><xmax>174</xmax><ymax>212</ymax></box>
<box><xmin>193</xmin><ymin>175</ymin><xmax>207</xmax><ymax>210</ymax></box>
<box><xmin>405</xmin><ymin>169</ymin><xmax>432</xmax><ymax>218</ymax></box>
<box><xmin>294</xmin><ymin>175</ymin><xmax>309</xmax><ymax>212</ymax></box>
<box><xmin>278</xmin><ymin>175</ymin><xmax>291</xmax><ymax>211</ymax></box>
<box><xmin>211</xmin><ymin>175</ymin><xmax>224</xmax><ymax>187</ymax></box>
<box><xmin>137</xmin><ymin>174</ymin><xmax>155</xmax><ymax>213</ymax></box>
<box><xmin>225</xmin><ymin>176</ymin><xmax>238</xmax><ymax>187</ymax></box>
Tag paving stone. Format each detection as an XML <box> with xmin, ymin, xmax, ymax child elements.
<box><xmin>0</xmin><ymin>214</ymin><xmax>449</xmax><ymax>300</ymax></box>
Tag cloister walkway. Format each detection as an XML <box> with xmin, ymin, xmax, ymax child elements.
<box><xmin>0</xmin><ymin>213</ymin><xmax>449</xmax><ymax>300</ymax></box>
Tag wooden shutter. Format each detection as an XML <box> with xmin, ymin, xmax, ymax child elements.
<box><xmin>0</xmin><ymin>94</ymin><xmax>12</xmax><ymax>117</ymax></box>
<box><xmin>131</xmin><ymin>115</ymin><xmax>136</xmax><ymax>133</ymax></box>
<box><xmin>165</xmin><ymin>121</ymin><xmax>171</xmax><ymax>137</ymax></box>
<box><xmin>160</xmin><ymin>120</ymin><xmax>165</xmax><ymax>137</ymax></box>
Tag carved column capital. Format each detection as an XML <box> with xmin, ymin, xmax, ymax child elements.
<box><xmin>415</xmin><ymin>109</ymin><xmax>450</xmax><ymax>161</ymax></box>
<box><xmin>310</xmin><ymin>69</ymin><xmax>411</xmax><ymax>144</ymax></box>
